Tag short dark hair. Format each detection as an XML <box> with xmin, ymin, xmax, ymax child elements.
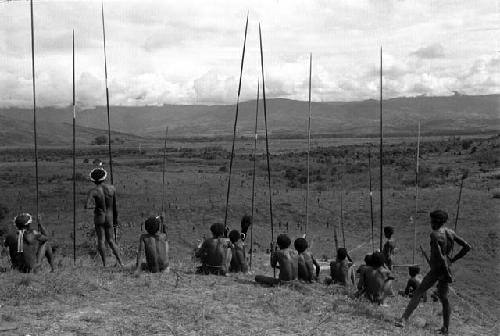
<box><xmin>241</xmin><ymin>215</ymin><xmax>252</xmax><ymax>235</ymax></box>
<box><xmin>384</xmin><ymin>226</ymin><xmax>394</xmax><ymax>238</ymax></box>
<box><xmin>337</xmin><ymin>248</ymin><xmax>348</xmax><ymax>261</ymax></box>
<box><xmin>276</xmin><ymin>234</ymin><xmax>291</xmax><ymax>249</ymax></box>
<box><xmin>430</xmin><ymin>210</ymin><xmax>448</xmax><ymax>225</ymax></box>
<box><xmin>294</xmin><ymin>238</ymin><xmax>308</xmax><ymax>253</ymax></box>
<box><xmin>372</xmin><ymin>251</ymin><xmax>385</xmax><ymax>268</ymax></box>
<box><xmin>228</xmin><ymin>229</ymin><xmax>240</xmax><ymax>243</ymax></box>
<box><xmin>364</xmin><ymin>253</ymin><xmax>374</xmax><ymax>267</ymax></box>
<box><xmin>210</xmin><ymin>223</ymin><xmax>225</xmax><ymax>237</ymax></box>
<box><xmin>409</xmin><ymin>265</ymin><xmax>420</xmax><ymax>277</ymax></box>
<box><xmin>145</xmin><ymin>216</ymin><xmax>160</xmax><ymax>235</ymax></box>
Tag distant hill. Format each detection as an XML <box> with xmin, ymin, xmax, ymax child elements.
<box><xmin>0</xmin><ymin>94</ymin><xmax>498</xmax><ymax>144</ymax></box>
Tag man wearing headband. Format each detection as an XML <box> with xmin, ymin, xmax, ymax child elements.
<box><xmin>3</xmin><ymin>213</ymin><xmax>54</xmax><ymax>273</ymax></box>
<box><xmin>396</xmin><ymin>210</ymin><xmax>471</xmax><ymax>334</ymax></box>
<box><xmin>134</xmin><ymin>215</ymin><xmax>169</xmax><ymax>274</ymax></box>
<box><xmin>85</xmin><ymin>166</ymin><xmax>123</xmax><ymax>267</ymax></box>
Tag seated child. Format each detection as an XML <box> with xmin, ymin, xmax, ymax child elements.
<box><xmin>3</xmin><ymin>213</ymin><xmax>54</xmax><ymax>273</ymax></box>
<box><xmin>330</xmin><ymin>248</ymin><xmax>355</xmax><ymax>287</ymax></box>
<box><xmin>399</xmin><ymin>265</ymin><xmax>427</xmax><ymax>301</ymax></box>
<box><xmin>355</xmin><ymin>253</ymin><xmax>374</xmax><ymax>296</ymax></box>
<box><xmin>294</xmin><ymin>237</ymin><xmax>320</xmax><ymax>282</ymax></box>
<box><xmin>134</xmin><ymin>216</ymin><xmax>169</xmax><ymax>274</ymax></box>
<box><xmin>228</xmin><ymin>229</ymin><xmax>248</xmax><ymax>273</ymax></box>
<box><xmin>195</xmin><ymin>223</ymin><xmax>231</xmax><ymax>276</ymax></box>
<box><xmin>255</xmin><ymin>234</ymin><xmax>298</xmax><ymax>285</ymax></box>
<box><xmin>364</xmin><ymin>251</ymin><xmax>395</xmax><ymax>305</ymax></box>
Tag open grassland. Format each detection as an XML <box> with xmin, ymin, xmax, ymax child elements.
<box><xmin>0</xmin><ymin>134</ymin><xmax>499</xmax><ymax>335</ymax></box>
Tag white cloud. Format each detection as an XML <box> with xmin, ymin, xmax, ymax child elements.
<box><xmin>0</xmin><ymin>0</ymin><xmax>498</xmax><ymax>107</ymax></box>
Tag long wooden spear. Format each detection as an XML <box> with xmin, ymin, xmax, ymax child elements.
<box><xmin>249</xmin><ymin>81</ymin><xmax>260</xmax><ymax>270</ymax></box>
<box><xmin>101</xmin><ymin>2</ymin><xmax>116</xmax><ymax>240</ymax></box>
<box><xmin>340</xmin><ymin>191</ymin><xmax>345</xmax><ymax>248</ymax></box>
<box><xmin>72</xmin><ymin>30</ymin><xmax>77</xmax><ymax>265</ymax></box>
<box><xmin>223</xmin><ymin>14</ymin><xmax>249</xmax><ymax>233</ymax></box>
<box><xmin>305</xmin><ymin>53</ymin><xmax>312</xmax><ymax>237</ymax></box>
<box><xmin>259</xmin><ymin>24</ymin><xmax>275</xmax><ymax>278</ymax></box>
<box><xmin>379</xmin><ymin>47</ymin><xmax>384</xmax><ymax>251</ymax></box>
<box><xmin>161</xmin><ymin>126</ymin><xmax>168</xmax><ymax>233</ymax></box>
<box><xmin>413</xmin><ymin>121</ymin><xmax>421</xmax><ymax>263</ymax></box>
<box><xmin>368</xmin><ymin>145</ymin><xmax>375</xmax><ymax>252</ymax></box>
<box><xmin>29</xmin><ymin>0</ymin><xmax>40</xmax><ymax>229</ymax></box>
<box><xmin>454</xmin><ymin>170</ymin><xmax>468</xmax><ymax>232</ymax></box>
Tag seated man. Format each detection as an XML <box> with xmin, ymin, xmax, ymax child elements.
<box><xmin>355</xmin><ymin>253</ymin><xmax>374</xmax><ymax>297</ymax></box>
<box><xmin>3</xmin><ymin>213</ymin><xmax>54</xmax><ymax>273</ymax></box>
<box><xmin>255</xmin><ymin>234</ymin><xmax>298</xmax><ymax>286</ymax></box>
<box><xmin>134</xmin><ymin>216</ymin><xmax>169</xmax><ymax>274</ymax></box>
<box><xmin>364</xmin><ymin>251</ymin><xmax>395</xmax><ymax>305</ymax></box>
<box><xmin>195</xmin><ymin>223</ymin><xmax>231</xmax><ymax>276</ymax></box>
<box><xmin>294</xmin><ymin>237</ymin><xmax>320</xmax><ymax>283</ymax></box>
<box><xmin>330</xmin><ymin>248</ymin><xmax>355</xmax><ymax>287</ymax></box>
<box><xmin>228</xmin><ymin>229</ymin><xmax>248</xmax><ymax>273</ymax></box>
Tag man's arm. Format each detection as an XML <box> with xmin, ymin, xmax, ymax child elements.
<box><xmin>312</xmin><ymin>256</ymin><xmax>320</xmax><ymax>278</ymax></box>
<box><xmin>84</xmin><ymin>189</ymin><xmax>95</xmax><ymax>209</ymax></box>
<box><xmin>135</xmin><ymin>236</ymin><xmax>144</xmax><ymax>271</ymax></box>
<box><xmin>450</xmin><ymin>233</ymin><xmax>471</xmax><ymax>264</ymax></box>
<box><xmin>270</xmin><ymin>251</ymin><xmax>278</xmax><ymax>269</ymax></box>
<box><xmin>112</xmin><ymin>188</ymin><xmax>118</xmax><ymax>226</ymax></box>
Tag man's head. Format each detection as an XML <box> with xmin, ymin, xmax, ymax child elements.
<box><xmin>383</xmin><ymin>226</ymin><xmax>394</xmax><ymax>239</ymax></box>
<box><xmin>276</xmin><ymin>234</ymin><xmax>291</xmax><ymax>249</ymax></box>
<box><xmin>408</xmin><ymin>265</ymin><xmax>420</xmax><ymax>277</ymax></box>
<box><xmin>430</xmin><ymin>210</ymin><xmax>448</xmax><ymax>230</ymax></box>
<box><xmin>14</xmin><ymin>213</ymin><xmax>32</xmax><ymax>230</ymax></box>
<box><xmin>89</xmin><ymin>167</ymin><xmax>107</xmax><ymax>184</ymax></box>
<box><xmin>240</xmin><ymin>215</ymin><xmax>252</xmax><ymax>235</ymax></box>
<box><xmin>371</xmin><ymin>251</ymin><xmax>385</xmax><ymax>268</ymax></box>
<box><xmin>228</xmin><ymin>229</ymin><xmax>240</xmax><ymax>244</ymax></box>
<box><xmin>210</xmin><ymin>223</ymin><xmax>225</xmax><ymax>238</ymax></box>
<box><xmin>337</xmin><ymin>247</ymin><xmax>348</xmax><ymax>261</ymax></box>
<box><xmin>364</xmin><ymin>253</ymin><xmax>374</xmax><ymax>267</ymax></box>
<box><xmin>145</xmin><ymin>216</ymin><xmax>160</xmax><ymax>235</ymax></box>
<box><xmin>294</xmin><ymin>237</ymin><xmax>308</xmax><ymax>253</ymax></box>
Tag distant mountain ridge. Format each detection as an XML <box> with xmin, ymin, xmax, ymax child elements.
<box><xmin>0</xmin><ymin>94</ymin><xmax>498</xmax><ymax>145</ymax></box>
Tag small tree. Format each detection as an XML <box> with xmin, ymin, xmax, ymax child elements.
<box><xmin>92</xmin><ymin>135</ymin><xmax>108</xmax><ymax>145</ymax></box>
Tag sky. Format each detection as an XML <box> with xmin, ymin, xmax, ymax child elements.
<box><xmin>0</xmin><ymin>0</ymin><xmax>498</xmax><ymax>107</ymax></box>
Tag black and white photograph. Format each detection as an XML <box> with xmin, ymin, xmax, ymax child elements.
<box><xmin>0</xmin><ymin>0</ymin><xmax>498</xmax><ymax>335</ymax></box>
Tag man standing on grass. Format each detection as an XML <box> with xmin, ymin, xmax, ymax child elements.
<box><xmin>85</xmin><ymin>166</ymin><xmax>123</xmax><ymax>267</ymax></box>
<box><xmin>395</xmin><ymin>210</ymin><xmax>471</xmax><ymax>335</ymax></box>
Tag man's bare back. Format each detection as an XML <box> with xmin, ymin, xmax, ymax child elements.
<box><xmin>86</xmin><ymin>183</ymin><xmax>116</xmax><ymax>228</ymax></box>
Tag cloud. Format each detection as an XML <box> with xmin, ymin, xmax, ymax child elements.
<box><xmin>410</xmin><ymin>43</ymin><xmax>445</xmax><ymax>59</ymax></box>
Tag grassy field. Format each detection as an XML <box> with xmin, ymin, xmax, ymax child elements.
<box><xmin>0</xmin><ymin>134</ymin><xmax>499</xmax><ymax>335</ymax></box>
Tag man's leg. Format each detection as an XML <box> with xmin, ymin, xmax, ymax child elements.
<box><xmin>95</xmin><ymin>224</ymin><xmax>106</xmax><ymax>266</ymax></box>
<box><xmin>401</xmin><ymin>271</ymin><xmax>438</xmax><ymax>321</ymax></box>
<box><xmin>36</xmin><ymin>242</ymin><xmax>55</xmax><ymax>272</ymax></box>
<box><xmin>104</xmin><ymin>225</ymin><xmax>123</xmax><ymax>266</ymax></box>
<box><xmin>437</xmin><ymin>280</ymin><xmax>450</xmax><ymax>333</ymax></box>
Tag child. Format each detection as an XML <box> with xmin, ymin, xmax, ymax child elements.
<box><xmin>255</xmin><ymin>234</ymin><xmax>298</xmax><ymax>285</ymax></box>
<box><xmin>294</xmin><ymin>237</ymin><xmax>320</xmax><ymax>283</ymax></box>
<box><xmin>364</xmin><ymin>251</ymin><xmax>394</xmax><ymax>305</ymax></box>
<box><xmin>228</xmin><ymin>229</ymin><xmax>248</xmax><ymax>273</ymax></box>
<box><xmin>195</xmin><ymin>223</ymin><xmax>231</xmax><ymax>276</ymax></box>
<box><xmin>134</xmin><ymin>216</ymin><xmax>169</xmax><ymax>274</ymax></box>
<box><xmin>84</xmin><ymin>166</ymin><xmax>123</xmax><ymax>267</ymax></box>
<box><xmin>382</xmin><ymin>226</ymin><xmax>396</xmax><ymax>270</ymax></box>
<box><xmin>355</xmin><ymin>253</ymin><xmax>374</xmax><ymax>296</ymax></box>
<box><xmin>400</xmin><ymin>265</ymin><xmax>426</xmax><ymax>301</ymax></box>
<box><xmin>330</xmin><ymin>248</ymin><xmax>355</xmax><ymax>287</ymax></box>
<box><xmin>3</xmin><ymin>213</ymin><xmax>54</xmax><ymax>273</ymax></box>
<box><xmin>396</xmin><ymin>210</ymin><xmax>471</xmax><ymax>334</ymax></box>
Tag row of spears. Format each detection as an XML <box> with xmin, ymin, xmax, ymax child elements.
<box><xmin>13</xmin><ymin>1</ymin><xmax>467</xmax><ymax>271</ymax></box>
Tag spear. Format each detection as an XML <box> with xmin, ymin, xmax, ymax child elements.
<box><xmin>29</xmin><ymin>0</ymin><xmax>40</xmax><ymax>230</ymax></box>
<box><xmin>454</xmin><ymin>170</ymin><xmax>468</xmax><ymax>232</ymax></box>
<box><xmin>223</xmin><ymin>14</ymin><xmax>249</xmax><ymax>233</ymax></box>
<box><xmin>368</xmin><ymin>145</ymin><xmax>375</xmax><ymax>252</ymax></box>
<box><xmin>379</xmin><ymin>47</ymin><xmax>384</xmax><ymax>251</ymax></box>
<box><xmin>72</xmin><ymin>30</ymin><xmax>77</xmax><ymax>264</ymax></box>
<box><xmin>305</xmin><ymin>53</ymin><xmax>312</xmax><ymax>237</ymax></box>
<box><xmin>101</xmin><ymin>1</ymin><xmax>116</xmax><ymax>240</ymax></box>
<box><xmin>259</xmin><ymin>24</ymin><xmax>275</xmax><ymax>278</ymax></box>
<box><xmin>161</xmin><ymin>126</ymin><xmax>169</xmax><ymax>234</ymax></box>
<box><xmin>340</xmin><ymin>191</ymin><xmax>345</xmax><ymax>248</ymax></box>
<box><xmin>413</xmin><ymin>121</ymin><xmax>421</xmax><ymax>263</ymax></box>
<box><xmin>249</xmin><ymin>81</ymin><xmax>259</xmax><ymax>270</ymax></box>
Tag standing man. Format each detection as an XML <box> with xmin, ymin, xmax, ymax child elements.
<box><xmin>396</xmin><ymin>210</ymin><xmax>471</xmax><ymax>334</ymax></box>
<box><xmin>85</xmin><ymin>166</ymin><xmax>123</xmax><ymax>267</ymax></box>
